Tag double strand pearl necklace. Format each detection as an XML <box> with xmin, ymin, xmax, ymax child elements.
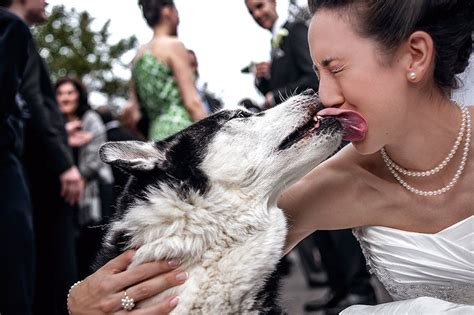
<box><xmin>380</xmin><ymin>103</ymin><xmax>471</xmax><ymax>196</ymax></box>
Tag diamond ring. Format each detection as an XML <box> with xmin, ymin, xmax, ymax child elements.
<box><xmin>121</xmin><ymin>291</ymin><xmax>135</xmax><ymax>311</ymax></box>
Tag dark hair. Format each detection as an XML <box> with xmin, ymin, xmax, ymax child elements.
<box><xmin>0</xmin><ymin>0</ymin><xmax>13</xmax><ymax>7</ymax></box>
<box><xmin>308</xmin><ymin>0</ymin><xmax>474</xmax><ymax>91</ymax></box>
<box><xmin>55</xmin><ymin>77</ymin><xmax>91</xmax><ymax>119</ymax></box>
<box><xmin>138</xmin><ymin>0</ymin><xmax>174</xmax><ymax>27</ymax></box>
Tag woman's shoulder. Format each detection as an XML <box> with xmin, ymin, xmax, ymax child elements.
<box><xmin>82</xmin><ymin>110</ymin><xmax>105</xmax><ymax>130</ymax></box>
<box><xmin>82</xmin><ymin>109</ymin><xmax>101</xmax><ymax>120</ymax></box>
<box><xmin>133</xmin><ymin>37</ymin><xmax>185</xmax><ymax>66</ymax></box>
<box><xmin>149</xmin><ymin>36</ymin><xmax>185</xmax><ymax>52</ymax></box>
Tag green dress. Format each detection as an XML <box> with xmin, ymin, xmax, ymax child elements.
<box><xmin>132</xmin><ymin>52</ymin><xmax>192</xmax><ymax>140</ymax></box>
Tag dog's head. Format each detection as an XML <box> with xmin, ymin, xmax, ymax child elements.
<box><xmin>100</xmin><ymin>92</ymin><xmax>342</xmax><ymax>206</ymax></box>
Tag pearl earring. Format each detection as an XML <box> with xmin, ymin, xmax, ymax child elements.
<box><xmin>408</xmin><ymin>71</ymin><xmax>417</xmax><ymax>80</ymax></box>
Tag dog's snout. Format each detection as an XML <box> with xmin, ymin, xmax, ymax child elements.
<box><xmin>301</xmin><ymin>89</ymin><xmax>316</xmax><ymax>96</ymax></box>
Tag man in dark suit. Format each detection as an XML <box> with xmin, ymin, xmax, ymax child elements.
<box><xmin>0</xmin><ymin>4</ymin><xmax>34</xmax><ymax>314</ymax></box>
<box><xmin>1</xmin><ymin>0</ymin><xmax>84</xmax><ymax>314</ymax></box>
<box><xmin>245</xmin><ymin>0</ymin><xmax>318</xmax><ymax>109</ymax></box>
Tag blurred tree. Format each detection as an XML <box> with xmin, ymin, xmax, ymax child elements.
<box><xmin>33</xmin><ymin>5</ymin><xmax>138</xmax><ymax>106</ymax></box>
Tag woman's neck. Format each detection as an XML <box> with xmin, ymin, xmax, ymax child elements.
<box><xmin>383</xmin><ymin>93</ymin><xmax>464</xmax><ymax>173</ymax></box>
<box><xmin>152</xmin><ymin>23</ymin><xmax>175</xmax><ymax>38</ymax></box>
<box><xmin>65</xmin><ymin>113</ymin><xmax>79</xmax><ymax>122</ymax></box>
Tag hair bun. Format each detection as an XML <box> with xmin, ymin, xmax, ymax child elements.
<box><xmin>138</xmin><ymin>0</ymin><xmax>173</xmax><ymax>27</ymax></box>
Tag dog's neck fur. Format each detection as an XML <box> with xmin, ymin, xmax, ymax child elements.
<box><xmin>109</xmin><ymin>183</ymin><xmax>287</xmax><ymax>313</ymax></box>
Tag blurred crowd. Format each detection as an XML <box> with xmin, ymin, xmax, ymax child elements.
<box><xmin>1</xmin><ymin>0</ymin><xmax>473</xmax><ymax>315</ymax></box>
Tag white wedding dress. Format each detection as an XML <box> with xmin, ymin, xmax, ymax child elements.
<box><xmin>341</xmin><ymin>215</ymin><xmax>474</xmax><ymax>314</ymax></box>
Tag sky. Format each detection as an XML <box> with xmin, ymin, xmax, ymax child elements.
<box><xmin>47</xmin><ymin>0</ymin><xmax>296</xmax><ymax>108</ymax></box>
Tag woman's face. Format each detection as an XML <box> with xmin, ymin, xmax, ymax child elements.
<box><xmin>309</xmin><ymin>9</ymin><xmax>409</xmax><ymax>154</ymax></box>
<box><xmin>245</xmin><ymin>0</ymin><xmax>278</xmax><ymax>31</ymax></box>
<box><xmin>56</xmin><ymin>82</ymin><xmax>80</xmax><ymax>116</ymax></box>
<box><xmin>169</xmin><ymin>4</ymin><xmax>180</xmax><ymax>31</ymax></box>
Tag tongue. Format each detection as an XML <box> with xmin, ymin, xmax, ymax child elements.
<box><xmin>317</xmin><ymin>108</ymin><xmax>368</xmax><ymax>141</ymax></box>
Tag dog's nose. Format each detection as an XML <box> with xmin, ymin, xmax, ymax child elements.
<box><xmin>301</xmin><ymin>89</ymin><xmax>316</xmax><ymax>96</ymax></box>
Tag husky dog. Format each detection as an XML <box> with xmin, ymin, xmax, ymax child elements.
<box><xmin>98</xmin><ymin>92</ymin><xmax>343</xmax><ymax>314</ymax></box>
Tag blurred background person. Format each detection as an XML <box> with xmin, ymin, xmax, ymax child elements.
<box><xmin>188</xmin><ymin>49</ymin><xmax>223</xmax><ymax>114</ymax></box>
<box><xmin>55</xmin><ymin>77</ymin><xmax>114</xmax><ymax>280</ymax></box>
<box><xmin>123</xmin><ymin>0</ymin><xmax>207</xmax><ymax>141</ymax></box>
<box><xmin>3</xmin><ymin>0</ymin><xmax>84</xmax><ymax>314</ymax></box>
<box><xmin>245</xmin><ymin>0</ymin><xmax>317</xmax><ymax>109</ymax></box>
<box><xmin>96</xmin><ymin>105</ymin><xmax>142</xmax><ymax>204</ymax></box>
<box><xmin>0</xmin><ymin>2</ymin><xmax>34</xmax><ymax>314</ymax></box>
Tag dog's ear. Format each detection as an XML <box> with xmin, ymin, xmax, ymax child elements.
<box><xmin>99</xmin><ymin>141</ymin><xmax>165</xmax><ymax>173</ymax></box>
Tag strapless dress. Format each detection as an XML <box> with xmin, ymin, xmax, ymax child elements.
<box><xmin>342</xmin><ymin>215</ymin><xmax>474</xmax><ymax>314</ymax></box>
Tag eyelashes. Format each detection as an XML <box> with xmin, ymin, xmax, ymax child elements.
<box><xmin>312</xmin><ymin>64</ymin><xmax>344</xmax><ymax>79</ymax></box>
<box><xmin>330</xmin><ymin>65</ymin><xmax>345</xmax><ymax>74</ymax></box>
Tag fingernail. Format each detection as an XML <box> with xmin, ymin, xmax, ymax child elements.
<box><xmin>167</xmin><ymin>259</ymin><xmax>180</xmax><ymax>267</ymax></box>
<box><xmin>175</xmin><ymin>271</ymin><xmax>188</xmax><ymax>282</ymax></box>
<box><xmin>169</xmin><ymin>296</ymin><xmax>180</xmax><ymax>307</ymax></box>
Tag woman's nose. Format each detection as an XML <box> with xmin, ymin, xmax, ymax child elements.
<box><xmin>318</xmin><ymin>76</ymin><xmax>344</xmax><ymax>108</ymax></box>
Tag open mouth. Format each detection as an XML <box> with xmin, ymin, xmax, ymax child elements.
<box><xmin>277</xmin><ymin>115</ymin><xmax>339</xmax><ymax>151</ymax></box>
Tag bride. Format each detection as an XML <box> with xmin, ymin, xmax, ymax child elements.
<box><xmin>279</xmin><ymin>0</ymin><xmax>474</xmax><ymax>313</ymax></box>
<box><xmin>67</xmin><ymin>0</ymin><xmax>473</xmax><ymax>313</ymax></box>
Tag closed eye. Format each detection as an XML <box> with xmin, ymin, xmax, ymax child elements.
<box><xmin>233</xmin><ymin>110</ymin><xmax>253</xmax><ymax>119</ymax></box>
<box><xmin>330</xmin><ymin>66</ymin><xmax>344</xmax><ymax>74</ymax></box>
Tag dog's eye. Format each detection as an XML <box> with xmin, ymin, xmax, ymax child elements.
<box><xmin>233</xmin><ymin>110</ymin><xmax>253</xmax><ymax>119</ymax></box>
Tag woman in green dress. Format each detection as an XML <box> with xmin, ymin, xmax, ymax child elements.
<box><xmin>126</xmin><ymin>0</ymin><xmax>207</xmax><ymax>141</ymax></box>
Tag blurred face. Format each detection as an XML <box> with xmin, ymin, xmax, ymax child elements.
<box><xmin>309</xmin><ymin>9</ymin><xmax>408</xmax><ymax>154</ymax></box>
<box><xmin>56</xmin><ymin>82</ymin><xmax>80</xmax><ymax>116</ymax></box>
<box><xmin>167</xmin><ymin>4</ymin><xmax>180</xmax><ymax>35</ymax></box>
<box><xmin>245</xmin><ymin>0</ymin><xmax>278</xmax><ymax>31</ymax></box>
<box><xmin>24</xmin><ymin>0</ymin><xmax>48</xmax><ymax>25</ymax></box>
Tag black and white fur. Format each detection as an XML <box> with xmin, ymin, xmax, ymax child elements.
<box><xmin>97</xmin><ymin>92</ymin><xmax>342</xmax><ymax>314</ymax></box>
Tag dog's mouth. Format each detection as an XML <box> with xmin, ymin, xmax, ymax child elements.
<box><xmin>277</xmin><ymin>115</ymin><xmax>340</xmax><ymax>151</ymax></box>
<box><xmin>317</xmin><ymin>108</ymin><xmax>367</xmax><ymax>142</ymax></box>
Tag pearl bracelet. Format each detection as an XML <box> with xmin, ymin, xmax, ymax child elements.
<box><xmin>67</xmin><ymin>280</ymin><xmax>82</xmax><ymax>315</ymax></box>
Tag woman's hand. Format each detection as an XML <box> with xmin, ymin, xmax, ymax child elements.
<box><xmin>65</xmin><ymin>120</ymin><xmax>94</xmax><ymax>148</ymax></box>
<box><xmin>121</xmin><ymin>100</ymin><xmax>142</xmax><ymax>131</ymax></box>
<box><xmin>68</xmin><ymin>250</ymin><xmax>187</xmax><ymax>314</ymax></box>
<box><xmin>68</xmin><ymin>130</ymin><xmax>94</xmax><ymax>148</ymax></box>
<box><xmin>59</xmin><ymin>166</ymin><xmax>84</xmax><ymax>205</ymax></box>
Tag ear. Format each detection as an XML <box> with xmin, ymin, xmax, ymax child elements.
<box><xmin>161</xmin><ymin>4</ymin><xmax>173</xmax><ymax>19</ymax></box>
<box><xmin>99</xmin><ymin>141</ymin><xmax>165</xmax><ymax>173</ymax></box>
<box><xmin>405</xmin><ymin>31</ymin><xmax>435</xmax><ymax>82</ymax></box>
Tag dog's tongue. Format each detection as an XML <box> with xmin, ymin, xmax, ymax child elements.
<box><xmin>317</xmin><ymin>108</ymin><xmax>368</xmax><ymax>141</ymax></box>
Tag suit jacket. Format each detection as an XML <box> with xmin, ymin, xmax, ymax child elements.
<box><xmin>0</xmin><ymin>8</ymin><xmax>31</xmax><ymax>155</ymax></box>
<box><xmin>21</xmin><ymin>38</ymin><xmax>74</xmax><ymax>178</ymax></box>
<box><xmin>256</xmin><ymin>21</ymin><xmax>318</xmax><ymax>106</ymax></box>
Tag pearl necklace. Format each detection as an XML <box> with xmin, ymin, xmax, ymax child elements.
<box><xmin>380</xmin><ymin>103</ymin><xmax>471</xmax><ymax>196</ymax></box>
